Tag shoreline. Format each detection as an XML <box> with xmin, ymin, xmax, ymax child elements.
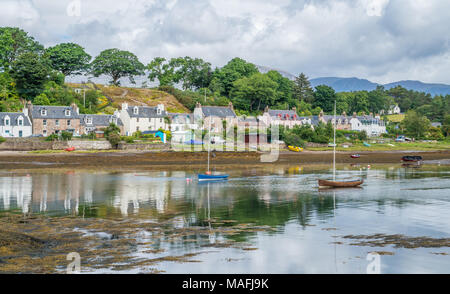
<box><xmin>0</xmin><ymin>150</ymin><xmax>449</xmax><ymax>170</ymax></box>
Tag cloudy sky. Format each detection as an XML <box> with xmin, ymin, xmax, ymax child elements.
<box><xmin>1</xmin><ymin>0</ymin><xmax>449</xmax><ymax>84</ymax></box>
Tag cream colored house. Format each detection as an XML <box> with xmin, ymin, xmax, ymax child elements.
<box><xmin>120</xmin><ymin>103</ymin><xmax>168</xmax><ymax>136</ymax></box>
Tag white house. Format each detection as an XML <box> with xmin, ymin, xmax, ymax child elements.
<box><xmin>168</xmin><ymin>113</ymin><xmax>198</xmax><ymax>144</ymax></box>
<box><xmin>349</xmin><ymin>113</ymin><xmax>386</xmax><ymax>137</ymax></box>
<box><xmin>120</xmin><ymin>103</ymin><xmax>168</xmax><ymax>136</ymax></box>
<box><xmin>0</xmin><ymin>109</ymin><xmax>33</xmax><ymax>138</ymax></box>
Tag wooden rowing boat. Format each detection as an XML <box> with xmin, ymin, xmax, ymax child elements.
<box><xmin>318</xmin><ymin>179</ymin><xmax>364</xmax><ymax>188</ymax></box>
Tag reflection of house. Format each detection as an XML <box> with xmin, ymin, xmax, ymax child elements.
<box><xmin>27</xmin><ymin>102</ymin><xmax>81</xmax><ymax>136</ymax></box>
<box><xmin>193</xmin><ymin>102</ymin><xmax>237</xmax><ymax>133</ymax></box>
<box><xmin>0</xmin><ymin>109</ymin><xmax>32</xmax><ymax>137</ymax></box>
<box><xmin>168</xmin><ymin>113</ymin><xmax>197</xmax><ymax>143</ymax></box>
<box><xmin>80</xmin><ymin>114</ymin><xmax>124</xmax><ymax>136</ymax></box>
<box><xmin>120</xmin><ymin>103</ymin><xmax>168</xmax><ymax>136</ymax></box>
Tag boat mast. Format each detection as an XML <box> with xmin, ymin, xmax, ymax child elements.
<box><xmin>207</xmin><ymin>119</ymin><xmax>211</xmax><ymax>172</ymax></box>
<box><xmin>333</xmin><ymin>100</ymin><xmax>336</xmax><ymax>181</ymax></box>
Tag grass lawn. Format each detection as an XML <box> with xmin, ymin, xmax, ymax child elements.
<box><xmin>385</xmin><ymin>114</ymin><xmax>405</xmax><ymax>123</ymax></box>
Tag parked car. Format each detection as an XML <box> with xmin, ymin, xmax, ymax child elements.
<box><xmin>210</xmin><ymin>136</ymin><xmax>225</xmax><ymax>144</ymax></box>
<box><xmin>395</xmin><ymin>135</ymin><xmax>412</xmax><ymax>142</ymax></box>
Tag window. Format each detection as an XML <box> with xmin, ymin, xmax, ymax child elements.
<box><xmin>136</xmin><ymin>117</ymin><xmax>139</xmax><ymax>123</ymax></box>
<box><xmin>65</xmin><ymin>109</ymin><xmax>71</xmax><ymax>116</ymax></box>
<box><xmin>133</xmin><ymin>107</ymin><xmax>139</xmax><ymax>115</ymax></box>
<box><xmin>41</xmin><ymin>109</ymin><xmax>47</xmax><ymax>116</ymax></box>
<box><xmin>18</xmin><ymin>118</ymin><xmax>23</xmax><ymax>126</ymax></box>
<box><xmin>43</xmin><ymin>130</ymin><xmax>47</xmax><ymax>136</ymax></box>
<box><xmin>136</xmin><ymin>126</ymin><xmax>140</xmax><ymax>131</ymax></box>
<box><xmin>86</xmin><ymin>117</ymin><xmax>92</xmax><ymax>124</ymax></box>
<box><xmin>5</xmin><ymin>130</ymin><xmax>9</xmax><ymax>135</ymax></box>
<box><xmin>5</xmin><ymin>118</ymin><xmax>9</xmax><ymax>126</ymax></box>
<box><xmin>157</xmin><ymin>108</ymin><xmax>161</xmax><ymax>115</ymax></box>
<box><xmin>56</xmin><ymin>120</ymin><xmax>59</xmax><ymax>126</ymax></box>
<box><xmin>67</xmin><ymin>120</ymin><xmax>71</xmax><ymax>126</ymax></box>
<box><xmin>19</xmin><ymin>130</ymin><xmax>23</xmax><ymax>137</ymax></box>
<box><xmin>43</xmin><ymin>119</ymin><xmax>47</xmax><ymax>126</ymax></box>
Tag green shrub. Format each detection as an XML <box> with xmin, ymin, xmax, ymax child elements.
<box><xmin>107</xmin><ymin>132</ymin><xmax>121</xmax><ymax>148</ymax></box>
<box><xmin>45</xmin><ymin>134</ymin><xmax>59</xmax><ymax>141</ymax></box>
<box><xmin>283</xmin><ymin>132</ymin><xmax>305</xmax><ymax>147</ymax></box>
<box><xmin>125</xmin><ymin>136</ymin><xmax>135</xmax><ymax>143</ymax></box>
<box><xmin>60</xmin><ymin>131</ymin><xmax>73</xmax><ymax>141</ymax></box>
<box><xmin>0</xmin><ymin>136</ymin><xmax>5</xmax><ymax>144</ymax></box>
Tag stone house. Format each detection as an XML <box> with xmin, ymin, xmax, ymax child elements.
<box><xmin>259</xmin><ymin>107</ymin><xmax>306</xmax><ymax>129</ymax></box>
<box><xmin>317</xmin><ymin>111</ymin><xmax>352</xmax><ymax>130</ymax></box>
<box><xmin>79</xmin><ymin>114</ymin><xmax>124</xmax><ymax>136</ymax></box>
<box><xmin>193</xmin><ymin>102</ymin><xmax>238</xmax><ymax>134</ymax></box>
<box><xmin>0</xmin><ymin>109</ymin><xmax>33</xmax><ymax>138</ymax></box>
<box><xmin>119</xmin><ymin>103</ymin><xmax>168</xmax><ymax>136</ymax></box>
<box><xmin>27</xmin><ymin>102</ymin><xmax>81</xmax><ymax>137</ymax></box>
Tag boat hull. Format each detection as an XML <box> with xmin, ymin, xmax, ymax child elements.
<box><xmin>198</xmin><ymin>174</ymin><xmax>229</xmax><ymax>181</ymax></box>
<box><xmin>401</xmin><ymin>156</ymin><xmax>422</xmax><ymax>162</ymax></box>
<box><xmin>318</xmin><ymin>179</ymin><xmax>364</xmax><ymax>187</ymax></box>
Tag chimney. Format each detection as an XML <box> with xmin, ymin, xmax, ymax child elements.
<box><xmin>195</xmin><ymin>102</ymin><xmax>201</xmax><ymax>108</ymax></box>
<box><xmin>319</xmin><ymin>110</ymin><xmax>324</xmax><ymax>118</ymax></box>
<box><xmin>292</xmin><ymin>106</ymin><xmax>297</xmax><ymax>113</ymax></box>
<box><xmin>353</xmin><ymin>112</ymin><xmax>357</xmax><ymax>118</ymax></box>
<box><xmin>122</xmin><ymin>103</ymin><xmax>128</xmax><ymax>110</ymax></box>
<box><xmin>228</xmin><ymin>101</ymin><xmax>234</xmax><ymax>110</ymax></box>
<box><xmin>71</xmin><ymin>102</ymin><xmax>79</xmax><ymax>115</ymax></box>
<box><xmin>26</xmin><ymin>100</ymin><xmax>33</xmax><ymax>117</ymax></box>
<box><xmin>342</xmin><ymin>111</ymin><xmax>346</xmax><ymax>117</ymax></box>
<box><xmin>264</xmin><ymin>105</ymin><xmax>269</xmax><ymax>113</ymax></box>
<box><xmin>362</xmin><ymin>111</ymin><xmax>366</xmax><ymax>116</ymax></box>
<box><xmin>369</xmin><ymin>112</ymin><xmax>373</xmax><ymax>117</ymax></box>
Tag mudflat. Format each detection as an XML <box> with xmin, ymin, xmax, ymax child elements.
<box><xmin>0</xmin><ymin>150</ymin><xmax>449</xmax><ymax>169</ymax></box>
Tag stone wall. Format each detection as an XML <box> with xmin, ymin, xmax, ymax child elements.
<box><xmin>117</xmin><ymin>142</ymin><xmax>170</xmax><ymax>151</ymax></box>
<box><xmin>68</xmin><ymin>140</ymin><xmax>112</xmax><ymax>150</ymax></box>
<box><xmin>0</xmin><ymin>138</ymin><xmax>112</xmax><ymax>151</ymax></box>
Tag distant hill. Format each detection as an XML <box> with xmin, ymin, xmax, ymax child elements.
<box><xmin>310</xmin><ymin>77</ymin><xmax>450</xmax><ymax>96</ymax></box>
<box><xmin>256</xmin><ymin>65</ymin><xmax>297</xmax><ymax>80</ymax></box>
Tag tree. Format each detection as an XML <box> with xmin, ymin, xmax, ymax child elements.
<box><xmin>230</xmin><ymin>73</ymin><xmax>278</xmax><ymax>112</ymax></box>
<box><xmin>0</xmin><ymin>27</ymin><xmax>44</xmax><ymax>70</ymax></box>
<box><xmin>266</xmin><ymin>70</ymin><xmax>294</xmax><ymax>106</ymax></box>
<box><xmin>0</xmin><ymin>72</ymin><xmax>22</xmax><ymax>111</ymax></box>
<box><xmin>45</xmin><ymin>43</ymin><xmax>91</xmax><ymax>78</ymax></box>
<box><xmin>34</xmin><ymin>93</ymin><xmax>51</xmax><ymax>105</ymax></box>
<box><xmin>211</xmin><ymin>57</ymin><xmax>259</xmax><ymax>97</ymax></box>
<box><xmin>401</xmin><ymin>110</ymin><xmax>431</xmax><ymax>139</ymax></box>
<box><xmin>313</xmin><ymin>85</ymin><xmax>336</xmax><ymax>113</ymax></box>
<box><xmin>443</xmin><ymin>114</ymin><xmax>450</xmax><ymax>137</ymax></box>
<box><xmin>90</xmin><ymin>49</ymin><xmax>145</xmax><ymax>86</ymax></box>
<box><xmin>293</xmin><ymin>73</ymin><xmax>314</xmax><ymax>103</ymax></box>
<box><xmin>9</xmin><ymin>52</ymin><xmax>50</xmax><ymax>100</ymax></box>
<box><xmin>173</xmin><ymin>56</ymin><xmax>212</xmax><ymax>90</ymax></box>
<box><xmin>147</xmin><ymin>57</ymin><xmax>178</xmax><ymax>86</ymax></box>
<box><xmin>368</xmin><ymin>86</ymin><xmax>387</xmax><ymax>114</ymax></box>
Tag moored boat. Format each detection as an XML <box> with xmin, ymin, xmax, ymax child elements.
<box><xmin>318</xmin><ymin>179</ymin><xmax>364</xmax><ymax>188</ymax></box>
<box><xmin>350</xmin><ymin>154</ymin><xmax>360</xmax><ymax>158</ymax></box>
<box><xmin>198</xmin><ymin>174</ymin><xmax>229</xmax><ymax>181</ymax></box>
<box><xmin>401</xmin><ymin>155</ymin><xmax>422</xmax><ymax>162</ymax></box>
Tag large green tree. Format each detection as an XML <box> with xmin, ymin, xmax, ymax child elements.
<box><xmin>401</xmin><ymin>110</ymin><xmax>431</xmax><ymax>139</ymax></box>
<box><xmin>0</xmin><ymin>27</ymin><xmax>44</xmax><ymax>70</ymax></box>
<box><xmin>9</xmin><ymin>52</ymin><xmax>50</xmax><ymax>100</ymax></box>
<box><xmin>211</xmin><ymin>57</ymin><xmax>259</xmax><ymax>97</ymax></box>
<box><xmin>293</xmin><ymin>73</ymin><xmax>314</xmax><ymax>103</ymax></box>
<box><xmin>91</xmin><ymin>49</ymin><xmax>145</xmax><ymax>86</ymax></box>
<box><xmin>173</xmin><ymin>56</ymin><xmax>212</xmax><ymax>90</ymax></box>
<box><xmin>230</xmin><ymin>73</ymin><xmax>278</xmax><ymax>112</ymax></box>
<box><xmin>147</xmin><ymin>57</ymin><xmax>179</xmax><ymax>87</ymax></box>
<box><xmin>313</xmin><ymin>85</ymin><xmax>336</xmax><ymax>113</ymax></box>
<box><xmin>45</xmin><ymin>43</ymin><xmax>91</xmax><ymax>77</ymax></box>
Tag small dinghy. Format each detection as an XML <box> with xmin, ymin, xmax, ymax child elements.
<box><xmin>350</xmin><ymin>154</ymin><xmax>361</xmax><ymax>158</ymax></box>
<box><xmin>198</xmin><ymin>173</ymin><xmax>229</xmax><ymax>181</ymax></box>
<box><xmin>401</xmin><ymin>155</ymin><xmax>422</xmax><ymax>162</ymax></box>
<box><xmin>65</xmin><ymin>147</ymin><xmax>75</xmax><ymax>152</ymax></box>
<box><xmin>318</xmin><ymin>179</ymin><xmax>364</xmax><ymax>188</ymax></box>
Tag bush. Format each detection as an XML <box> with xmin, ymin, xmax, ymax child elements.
<box><xmin>125</xmin><ymin>136</ymin><xmax>135</xmax><ymax>143</ymax></box>
<box><xmin>283</xmin><ymin>132</ymin><xmax>305</xmax><ymax>147</ymax></box>
<box><xmin>0</xmin><ymin>136</ymin><xmax>5</xmax><ymax>144</ymax></box>
<box><xmin>45</xmin><ymin>134</ymin><xmax>59</xmax><ymax>141</ymax></box>
<box><xmin>107</xmin><ymin>132</ymin><xmax>121</xmax><ymax>148</ymax></box>
<box><xmin>357</xmin><ymin>130</ymin><xmax>368</xmax><ymax>141</ymax></box>
<box><xmin>60</xmin><ymin>131</ymin><xmax>73</xmax><ymax>141</ymax></box>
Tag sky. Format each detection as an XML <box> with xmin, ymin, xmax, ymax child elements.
<box><xmin>1</xmin><ymin>0</ymin><xmax>449</xmax><ymax>84</ymax></box>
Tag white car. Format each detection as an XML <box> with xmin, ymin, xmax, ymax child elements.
<box><xmin>210</xmin><ymin>136</ymin><xmax>225</xmax><ymax>144</ymax></box>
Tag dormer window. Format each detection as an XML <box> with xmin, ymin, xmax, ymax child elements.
<box><xmin>86</xmin><ymin>117</ymin><xmax>93</xmax><ymax>125</ymax></box>
<box><xmin>4</xmin><ymin>116</ymin><xmax>10</xmax><ymax>126</ymax></box>
<box><xmin>18</xmin><ymin>116</ymin><xmax>23</xmax><ymax>126</ymax></box>
<box><xmin>65</xmin><ymin>109</ymin><xmax>71</xmax><ymax>116</ymax></box>
<box><xmin>133</xmin><ymin>107</ymin><xmax>139</xmax><ymax>115</ymax></box>
<box><xmin>157</xmin><ymin>108</ymin><xmax>161</xmax><ymax>115</ymax></box>
<box><xmin>41</xmin><ymin>109</ymin><xmax>47</xmax><ymax>116</ymax></box>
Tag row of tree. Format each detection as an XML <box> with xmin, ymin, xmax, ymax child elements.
<box><xmin>0</xmin><ymin>27</ymin><xmax>449</xmax><ymax>137</ymax></box>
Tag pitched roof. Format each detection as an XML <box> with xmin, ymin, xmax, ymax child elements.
<box><xmin>31</xmin><ymin>105</ymin><xmax>79</xmax><ymax>119</ymax></box>
<box><xmin>169</xmin><ymin>113</ymin><xmax>194</xmax><ymax>124</ymax></box>
<box><xmin>126</xmin><ymin>106</ymin><xmax>167</xmax><ymax>118</ymax></box>
<box><xmin>0</xmin><ymin>112</ymin><xmax>32</xmax><ymax>126</ymax></box>
<box><xmin>79</xmin><ymin>114</ymin><xmax>123</xmax><ymax>127</ymax></box>
<box><xmin>267</xmin><ymin>109</ymin><xmax>298</xmax><ymax>120</ymax></box>
<box><xmin>201</xmin><ymin>106</ymin><xmax>236</xmax><ymax>118</ymax></box>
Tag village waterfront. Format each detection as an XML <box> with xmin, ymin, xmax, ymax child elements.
<box><xmin>0</xmin><ymin>161</ymin><xmax>449</xmax><ymax>274</ymax></box>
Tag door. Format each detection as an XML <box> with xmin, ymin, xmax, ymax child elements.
<box><xmin>19</xmin><ymin>130</ymin><xmax>23</xmax><ymax>137</ymax></box>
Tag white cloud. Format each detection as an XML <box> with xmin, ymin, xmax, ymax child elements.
<box><xmin>0</xmin><ymin>0</ymin><xmax>449</xmax><ymax>84</ymax></box>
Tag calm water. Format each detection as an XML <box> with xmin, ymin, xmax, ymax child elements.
<box><xmin>1</xmin><ymin>164</ymin><xmax>449</xmax><ymax>274</ymax></box>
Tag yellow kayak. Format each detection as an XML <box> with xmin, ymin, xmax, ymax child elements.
<box><xmin>288</xmin><ymin>145</ymin><xmax>303</xmax><ymax>152</ymax></box>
